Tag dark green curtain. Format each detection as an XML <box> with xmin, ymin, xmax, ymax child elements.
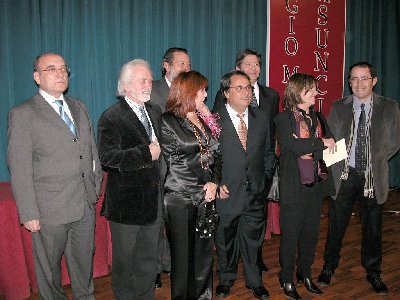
<box><xmin>0</xmin><ymin>0</ymin><xmax>268</xmax><ymax>181</ymax></box>
<box><xmin>344</xmin><ymin>0</ymin><xmax>400</xmax><ymax>187</ymax></box>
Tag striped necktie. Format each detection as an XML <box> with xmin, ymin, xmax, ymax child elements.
<box><xmin>251</xmin><ymin>89</ymin><xmax>258</xmax><ymax>107</ymax></box>
<box><xmin>237</xmin><ymin>113</ymin><xmax>247</xmax><ymax>151</ymax></box>
<box><xmin>54</xmin><ymin>100</ymin><xmax>77</xmax><ymax>136</ymax></box>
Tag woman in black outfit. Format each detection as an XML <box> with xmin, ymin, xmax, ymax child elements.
<box><xmin>274</xmin><ymin>73</ymin><xmax>336</xmax><ymax>300</ymax></box>
<box><xmin>160</xmin><ymin>70</ymin><xmax>222</xmax><ymax>300</ymax></box>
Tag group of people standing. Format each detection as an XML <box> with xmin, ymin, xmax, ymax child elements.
<box><xmin>7</xmin><ymin>47</ymin><xmax>400</xmax><ymax>300</ymax></box>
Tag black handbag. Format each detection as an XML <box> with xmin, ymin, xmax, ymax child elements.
<box><xmin>196</xmin><ymin>200</ymin><xmax>220</xmax><ymax>239</ymax></box>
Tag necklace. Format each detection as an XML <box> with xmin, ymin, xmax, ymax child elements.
<box><xmin>188</xmin><ymin>118</ymin><xmax>211</xmax><ymax>170</ymax></box>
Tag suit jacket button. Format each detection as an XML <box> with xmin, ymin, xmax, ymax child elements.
<box><xmin>80</xmin><ymin>155</ymin><xmax>83</xmax><ymax>159</ymax></box>
<box><xmin>73</xmin><ymin>138</ymin><xmax>77</xmax><ymax>142</ymax></box>
<box><xmin>82</xmin><ymin>173</ymin><xmax>84</xmax><ymax>177</ymax></box>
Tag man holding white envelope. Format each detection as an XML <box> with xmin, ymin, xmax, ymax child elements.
<box><xmin>318</xmin><ymin>62</ymin><xmax>400</xmax><ymax>295</ymax></box>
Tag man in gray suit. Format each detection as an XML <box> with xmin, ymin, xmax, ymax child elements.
<box><xmin>317</xmin><ymin>62</ymin><xmax>400</xmax><ymax>295</ymax></box>
<box><xmin>7</xmin><ymin>52</ymin><xmax>103</xmax><ymax>299</ymax></box>
<box><xmin>150</xmin><ymin>47</ymin><xmax>191</xmax><ymax>288</ymax></box>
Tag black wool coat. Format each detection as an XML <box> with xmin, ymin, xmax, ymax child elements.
<box><xmin>274</xmin><ymin>108</ymin><xmax>336</xmax><ymax>205</ymax></box>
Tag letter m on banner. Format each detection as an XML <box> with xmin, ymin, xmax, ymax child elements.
<box><xmin>266</xmin><ymin>0</ymin><xmax>346</xmax><ymax>116</ymax></box>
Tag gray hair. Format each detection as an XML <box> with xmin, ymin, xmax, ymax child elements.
<box><xmin>117</xmin><ymin>59</ymin><xmax>151</xmax><ymax>96</ymax></box>
<box><xmin>33</xmin><ymin>52</ymin><xmax>64</xmax><ymax>71</ymax></box>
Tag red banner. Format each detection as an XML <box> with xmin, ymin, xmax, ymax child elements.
<box><xmin>266</xmin><ymin>0</ymin><xmax>346</xmax><ymax>116</ymax></box>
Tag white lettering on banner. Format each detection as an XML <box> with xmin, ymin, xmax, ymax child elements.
<box><xmin>282</xmin><ymin>1</ymin><xmax>300</xmax><ymax>83</ymax></box>
<box><xmin>314</xmin><ymin>1</ymin><xmax>330</xmax><ymax>111</ymax></box>
<box><xmin>268</xmin><ymin>0</ymin><xmax>345</xmax><ymax>116</ymax></box>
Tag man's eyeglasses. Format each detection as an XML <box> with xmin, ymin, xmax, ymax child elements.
<box><xmin>242</xmin><ymin>62</ymin><xmax>260</xmax><ymax>68</ymax></box>
<box><xmin>40</xmin><ymin>66</ymin><xmax>70</xmax><ymax>74</ymax></box>
<box><xmin>229</xmin><ymin>85</ymin><xmax>253</xmax><ymax>93</ymax></box>
<box><xmin>349</xmin><ymin>76</ymin><xmax>373</xmax><ymax>83</ymax></box>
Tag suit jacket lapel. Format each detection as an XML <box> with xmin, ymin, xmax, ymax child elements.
<box><xmin>145</xmin><ymin>103</ymin><xmax>160</xmax><ymax>141</ymax></box>
<box><xmin>120</xmin><ymin>99</ymin><xmax>150</xmax><ymax>143</ymax></box>
<box><xmin>247</xmin><ymin>107</ymin><xmax>257</xmax><ymax>151</ymax></box>
<box><xmin>34</xmin><ymin>94</ymin><xmax>75</xmax><ymax>137</ymax></box>
<box><xmin>370</xmin><ymin>93</ymin><xmax>383</xmax><ymax>150</ymax></box>
<box><xmin>219</xmin><ymin>104</ymin><xmax>246</xmax><ymax>153</ymax></box>
<box><xmin>65</xmin><ymin>97</ymin><xmax>81</xmax><ymax>137</ymax></box>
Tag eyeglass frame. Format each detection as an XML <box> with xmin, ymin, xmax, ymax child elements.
<box><xmin>39</xmin><ymin>66</ymin><xmax>70</xmax><ymax>74</ymax></box>
<box><xmin>228</xmin><ymin>85</ymin><xmax>253</xmax><ymax>93</ymax></box>
<box><xmin>349</xmin><ymin>76</ymin><xmax>373</xmax><ymax>83</ymax></box>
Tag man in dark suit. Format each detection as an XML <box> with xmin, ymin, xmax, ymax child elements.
<box><xmin>151</xmin><ymin>47</ymin><xmax>191</xmax><ymax>112</ymax></box>
<box><xmin>150</xmin><ymin>47</ymin><xmax>191</xmax><ymax>287</ymax></box>
<box><xmin>7</xmin><ymin>52</ymin><xmax>103</xmax><ymax>299</ymax></box>
<box><xmin>213</xmin><ymin>70</ymin><xmax>275</xmax><ymax>299</ymax></box>
<box><xmin>317</xmin><ymin>62</ymin><xmax>400</xmax><ymax>295</ymax></box>
<box><xmin>213</xmin><ymin>48</ymin><xmax>279</xmax><ymax>274</ymax></box>
<box><xmin>97</xmin><ymin>59</ymin><xmax>162</xmax><ymax>300</ymax></box>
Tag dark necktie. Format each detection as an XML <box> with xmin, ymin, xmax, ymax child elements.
<box><xmin>138</xmin><ymin>106</ymin><xmax>152</xmax><ymax>140</ymax></box>
<box><xmin>355</xmin><ymin>103</ymin><xmax>366</xmax><ymax>171</ymax></box>
<box><xmin>251</xmin><ymin>89</ymin><xmax>258</xmax><ymax>107</ymax></box>
<box><xmin>237</xmin><ymin>113</ymin><xmax>247</xmax><ymax>151</ymax></box>
<box><xmin>54</xmin><ymin>100</ymin><xmax>77</xmax><ymax>136</ymax></box>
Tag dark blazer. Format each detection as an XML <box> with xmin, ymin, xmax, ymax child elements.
<box><xmin>328</xmin><ymin>93</ymin><xmax>400</xmax><ymax>204</ymax></box>
<box><xmin>274</xmin><ymin>108</ymin><xmax>335</xmax><ymax>205</ymax></box>
<box><xmin>160</xmin><ymin>112</ymin><xmax>222</xmax><ymax>205</ymax></box>
<box><xmin>97</xmin><ymin>98</ymin><xmax>162</xmax><ymax>225</ymax></box>
<box><xmin>7</xmin><ymin>94</ymin><xmax>102</xmax><ymax>225</ymax></box>
<box><xmin>150</xmin><ymin>77</ymin><xmax>170</xmax><ymax>112</ymax></box>
<box><xmin>213</xmin><ymin>104</ymin><xmax>275</xmax><ymax>215</ymax></box>
<box><xmin>213</xmin><ymin>83</ymin><xmax>280</xmax><ymax>138</ymax></box>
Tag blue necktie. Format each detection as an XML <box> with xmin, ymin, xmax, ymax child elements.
<box><xmin>55</xmin><ymin>100</ymin><xmax>77</xmax><ymax>136</ymax></box>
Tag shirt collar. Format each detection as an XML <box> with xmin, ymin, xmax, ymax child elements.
<box><xmin>226</xmin><ymin>103</ymin><xmax>248</xmax><ymax>118</ymax></box>
<box><xmin>353</xmin><ymin>94</ymin><xmax>372</xmax><ymax>110</ymax></box>
<box><xmin>165</xmin><ymin>76</ymin><xmax>172</xmax><ymax>88</ymax></box>
<box><xmin>39</xmin><ymin>89</ymin><xmax>65</xmax><ymax>103</ymax></box>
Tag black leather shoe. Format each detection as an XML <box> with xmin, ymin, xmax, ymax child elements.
<box><xmin>249</xmin><ymin>286</ymin><xmax>270</xmax><ymax>299</ymax></box>
<box><xmin>317</xmin><ymin>269</ymin><xmax>333</xmax><ymax>286</ymax></box>
<box><xmin>282</xmin><ymin>282</ymin><xmax>302</xmax><ymax>300</ymax></box>
<box><xmin>215</xmin><ymin>284</ymin><xmax>230</xmax><ymax>298</ymax></box>
<box><xmin>257</xmin><ymin>260</ymin><xmax>269</xmax><ymax>273</ymax></box>
<box><xmin>296</xmin><ymin>271</ymin><xmax>323</xmax><ymax>294</ymax></box>
<box><xmin>366</xmin><ymin>275</ymin><xmax>388</xmax><ymax>295</ymax></box>
<box><xmin>155</xmin><ymin>273</ymin><xmax>162</xmax><ymax>288</ymax></box>
<box><xmin>162</xmin><ymin>269</ymin><xmax>171</xmax><ymax>276</ymax></box>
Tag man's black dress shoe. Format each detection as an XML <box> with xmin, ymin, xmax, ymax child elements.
<box><xmin>215</xmin><ymin>284</ymin><xmax>230</xmax><ymax>298</ymax></box>
<box><xmin>317</xmin><ymin>269</ymin><xmax>333</xmax><ymax>286</ymax></box>
<box><xmin>155</xmin><ymin>273</ymin><xmax>162</xmax><ymax>288</ymax></box>
<box><xmin>282</xmin><ymin>282</ymin><xmax>301</xmax><ymax>300</ymax></box>
<box><xmin>249</xmin><ymin>286</ymin><xmax>270</xmax><ymax>299</ymax></box>
<box><xmin>366</xmin><ymin>275</ymin><xmax>388</xmax><ymax>295</ymax></box>
<box><xmin>296</xmin><ymin>271</ymin><xmax>323</xmax><ymax>294</ymax></box>
<box><xmin>257</xmin><ymin>260</ymin><xmax>268</xmax><ymax>273</ymax></box>
<box><xmin>162</xmin><ymin>269</ymin><xmax>171</xmax><ymax>276</ymax></box>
